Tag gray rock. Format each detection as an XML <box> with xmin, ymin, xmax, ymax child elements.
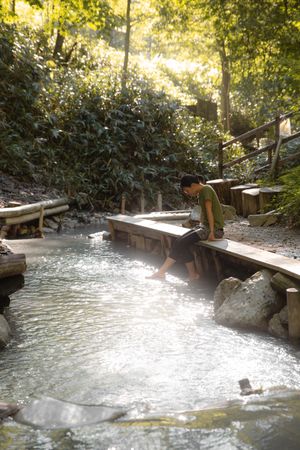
<box><xmin>0</xmin><ymin>315</ymin><xmax>11</xmax><ymax>348</ymax></box>
<box><xmin>44</xmin><ymin>218</ymin><xmax>59</xmax><ymax>230</ymax></box>
<box><xmin>14</xmin><ymin>397</ymin><xmax>126</xmax><ymax>429</ymax></box>
<box><xmin>221</xmin><ymin>204</ymin><xmax>237</xmax><ymax>221</ymax></box>
<box><xmin>215</xmin><ymin>270</ymin><xmax>284</xmax><ymax>331</ymax></box>
<box><xmin>214</xmin><ymin>277</ymin><xmax>242</xmax><ymax>312</ymax></box>
<box><xmin>88</xmin><ymin>231</ymin><xmax>111</xmax><ymax>240</ymax></box>
<box><xmin>248</xmin><ymin>212</ymin><xmax>279</xmax><ymax>227</ymax></box>
<box><xmin>268</xmin><ymin>314</ymin><xmax>288</xmax><ymax>339</ymax></box>
<box><xmin>42</xmin><ymin>227</ymin><xmax>55</xmax><ymax>233</ymax></box>
<box><xmin>279</xmin><ymin>305</ymin><xmax>288</xmax><ymax>326</ymax></box>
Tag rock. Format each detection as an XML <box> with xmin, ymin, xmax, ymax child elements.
<box><xmin>14</xmin><ymin>397</ymin><xmax>126</xmax><ymax>429</ymax></box>
<box><xmin>42</xmin><ymin>227</ymin><xmax>55</xmax><ymax>233</ymax></box>
<box><xmin>268</xmin><ymin>314</ymin><xmax>288</xmax><ymax>339</ymax></box>
<box><xmin>88</xmin><ymin>231</ymin><xmax>111</xmax><ymax>240</ymax></box>
<box><xmin>221</xmin><ymin>204</ymin><xmax>237</xmax><ymax>221</ymax></box>
<box><xmin>0</xmin><ymin>315</ymin><xmax>11</xmax><ymax>348</ymax></box>
<box><xmin>248</xmin><ymin>213</ymin><xmax>278</xmax><ymax>227</ymax></box>
<box><xmin>214</xmin><ymin>277</ymin><xmax>242</xmax><ymax>312</ymax></box>
<box><xmin>44</xmin><ymin>218</ymin><xmax>59</xmax><ymax>230</ymax></box>
<box><xmin>263</xmin><ymin>215</ymin><xmax>278</xmax><ymax>227</ymax></box>
<box><xmin>279</xmin><ymin>305</ymin><xmax>288</xmax><ymax>326</ymax></box>
<box><xmin>214</xmin><ymin>270</ymin><xmax>285</xmax><ymax>331</ymax></box>
<box><xmin>0</xmin><ymin>402</ymin><xmax>20</xmax><ymax>419</ymax></box>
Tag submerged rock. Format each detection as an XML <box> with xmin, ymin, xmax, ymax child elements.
<box><xmin>14</xmin><ymin>397</ymin><xmax>126</xmax><ymax>429</ymax></box>
<box><xmin>268</xmin><ymin>313</ymin><xmax>288</xmax><ymax>339</ymax></box>
<box><xmin>0</xmin><ymin>315</ymin><xmax>11</xmax><ymax>348</ymax></box>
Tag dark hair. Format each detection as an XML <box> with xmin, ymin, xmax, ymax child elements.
<box><xmin>180</xmin><ymin>174</ymin><xmax>200</xmax><ymax>188</ymax></box>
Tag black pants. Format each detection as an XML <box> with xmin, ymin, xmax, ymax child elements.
<box><xmin>168</xmin><ymin>227</ymin><xmax>224</xmax><ymax>264</ymax></box>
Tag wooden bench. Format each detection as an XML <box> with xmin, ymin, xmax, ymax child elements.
<box><xmin>108</xmin><ymin>214</ymin><xmax>300</xmax><ymax>282</ymax></box>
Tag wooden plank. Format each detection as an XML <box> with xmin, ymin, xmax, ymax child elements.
<box><xmin>108</xmin><ymin>215</ymin><xmax>300</xmax><ymax>281</ymax></box>
<box><xmin>134</xmin><ymin>212</ymin><xmax>190</xmax><ymax>221</ymax></box>
<box><xmin>199</xmin><ymin>239</ymin><xmax>300</xmax><ymax>280</ymax></box>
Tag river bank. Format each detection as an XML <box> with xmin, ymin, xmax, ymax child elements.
<box><xmin>0</xmin><ymin>171</ymin><xmax>299</xmax><ymax>258</ymax></box>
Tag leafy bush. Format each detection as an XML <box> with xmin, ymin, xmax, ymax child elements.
<box><xmin>277</xmin><ymin>165</ymin><xmax>300</xmax><ymax>227</ymax></box>
<box><xmin>0</xmin><ymin>24</ymin><xmax>221</xmax><ymax>211</ymax></box>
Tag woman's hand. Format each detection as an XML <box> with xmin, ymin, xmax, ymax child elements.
<box><xmin>208</xmin><ymin>231</ymin><xmax>216</xmax><ymax>241</ymax></box>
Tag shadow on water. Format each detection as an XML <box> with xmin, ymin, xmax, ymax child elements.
<box><xmin>1</xmin><ymin>229</ymin><xmax>300</xmax><ymax>449</ymax></box>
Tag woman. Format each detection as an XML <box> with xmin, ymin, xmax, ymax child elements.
<box><xmin>147</xmin><ymin>174</ymin><xmax>224</xmax><ymax>281</ymax></box>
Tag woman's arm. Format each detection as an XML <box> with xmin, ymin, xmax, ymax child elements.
<box><xmin>205</xmin><ymin>199</ymin><xmax>216</xmax><ymax>241</ymax></box>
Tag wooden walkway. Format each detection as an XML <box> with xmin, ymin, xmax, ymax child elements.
<box><xmin>108</xmin><ymin>214</ymin><xmax>300</xmax><ymax>281</ymax></box>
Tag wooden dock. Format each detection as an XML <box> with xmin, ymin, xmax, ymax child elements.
<box><xmin>108</xmin><ymin>214</ymin><xmax>300</xmax><ymax>283</ymax></box>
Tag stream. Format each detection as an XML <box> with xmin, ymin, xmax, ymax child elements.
<box><xmin>1</xmin><ymin>229</ymin><xmax>300</xmax><ymax>449</ymax></box>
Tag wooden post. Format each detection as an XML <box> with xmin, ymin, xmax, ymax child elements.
<box><xmin>218</xmin><ymin>141</ymin><xmax>224</xmax><ymax>179</ymax></box>
<box><xmin>287</xmin><ymin>288</ymin><xmax>300</xmax><ymax>339</ymax></box>
<box><xmin>157</xmin><ymin>192</ymin><xmax>162</xmax><ymax>212</ymax></box>
<box><xmin>268</xmin><ymin>115</ymin><xmax>280</xmax><ymax>165</ymax></box>
<box><xmin>270</xmin><ymin>136</ymin><xmax>283</xmax><ymax>178</ymax></box>
<box><xmin>108</xmin><ymin>221</ymin><xmax>116</xmax><ymax>241</ymax></box>
<box><xmin>121</xmin><ymin>194</ymin><xmax>126</xmax><ymax>214</ymax></box>
<box><xmin>38</xmin><ymin>206</ymin><xmax>44</xmax><ymax>236</ymax></box>
<box><xmin>140</xmin><ymin>191</ymin><xmax>145</xmax><ymax>213</ymax></box>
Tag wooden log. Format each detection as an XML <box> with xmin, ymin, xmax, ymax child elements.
<box><xmin>0</xmin><ymin>198</ymin><xmax>69</xmax><ymax>218</ymax></box>
<box><xmin>0</xmin><ymin>274</ymin><xmax>24</xmax><ymax>296</ymax></box>
<box><xmin>0</xmin><ymin>254</ymin><xmax>26</xmax><ymax>279</ymax></box>
<box><xmin>259</xmin><ymin>186</ymin><xmax>283</xmax><ymax>213</ymax></box>
<box><xmin>287</xmin><ymin>288</ymin><xmax>300</xmax><ymax>339</ymax></box>
<box><xmin>1</xmin><ymin>204</ymin><xmax>69</xmax><ymax>226</ymax></box>
<box><xmin>38</xmin><ymin>206</ymin><xmax>44</xmax><ymax>236</ymax></box>
<box><xmin>242</xmin><ymin>188</ymin><xmax>260</xmax><ymax>217</ymax></box>
<box><xmin>207</xmin><ymin>178</ymin><xmax>239</xmax><ymax>204</ymax></box>
<box><xmin>230</xmin><ymin>184</ymin><xmax>258</xmax><ymax>215</ymax></box>
<box><xmin>271</xmin><ymin>272</ymin><xmax>300</xmax><ymax>294</ymax></box>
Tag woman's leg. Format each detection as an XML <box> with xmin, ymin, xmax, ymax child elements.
<box><xmin>146</xmin><ymin>256</ymin><xmax>176</xmax><ymax>279</ymax></box>
<box><xmin>147</xmin><ymin>228</ymin><xmax>205</xmax><ymax>280</ymax></box>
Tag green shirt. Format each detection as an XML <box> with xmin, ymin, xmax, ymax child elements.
<box><xmin>198</xmin><ymin>185</ymin><xmax>224</xmax><ymax>230</ymax></box>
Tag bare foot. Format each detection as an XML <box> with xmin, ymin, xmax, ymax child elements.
<box><xmin>146</xmin><ymin>272</ymin><xmax>166</xmax><ymax>280</ymax></box>
<box><xmin>188</xmin><ymin>274</ymin><xmax>200</xmax><ymax>282</ymax></box>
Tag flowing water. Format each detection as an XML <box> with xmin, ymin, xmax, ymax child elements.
<box><xmin>1</xmin><ymin>229</ymin><xmax>300</xmax><ymax>449</ymax></box>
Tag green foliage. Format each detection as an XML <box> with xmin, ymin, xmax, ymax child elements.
<box><xmin>0</xmin><ymin>24</ymin><xmax>220</xmax><ymax>211</ymax></box>
<box><xmin>277</xmin><ymin>165</ymin><xmax>300</xmax><ymax>227</ymax></box>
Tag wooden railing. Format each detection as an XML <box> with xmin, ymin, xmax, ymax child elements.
<box><xmin>218</xmin><ymin>111</ymin><xmax>300</xmax><ymax>178</ymax></box>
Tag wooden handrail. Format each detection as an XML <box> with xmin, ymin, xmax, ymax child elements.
<box><xmin>222</xmin><ymin>129</ymin><xmax>300</xmax><ymax>171</ymax></box>
<box><xmin>222</xmin><ymin>111</ymin><xmax>294</xmax><ymax>149</ymax></box>
<box><xmin>254</xmin><ymin>150</ymin><xmax>300</xmax><ymax>173</ymax></box>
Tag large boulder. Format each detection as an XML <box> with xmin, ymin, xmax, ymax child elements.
<box><xmin>214</xmin><ymin>270</ymin><xmax>285</xmax><ymax>331</ymax></box>
<box><xmin>268</xmin><ymin>313</ymin><xmax>288</xmax><ymax>339</ymax></box>
<box><xmin>213</xmin><ymin>277</ymin><xmax>242</xmax><ymax>312</ymax></box>
<box><xmin>0</xmin><ymin>314</ymin><xmax>11</xmax><ymax>348</ymax></box>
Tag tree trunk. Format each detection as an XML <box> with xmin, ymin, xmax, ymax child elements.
<box><xmin>219</xmin><ymin>40</ymin><xmax>231</xmax><ymax>132</ymax></box>
<box><xmin>10</xmin><ymin>0</ymin><xmax>15</xmax><ymax>13</ymax></box>
<box><xmin>121</xmin><ymin>0</ymin><xmax>131</xmax><ymax>92</ymax></box>
<box><xmin>53</xmin><ymin>29</ymin><xmax>65</xmax><ymax>59</ymax></box>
